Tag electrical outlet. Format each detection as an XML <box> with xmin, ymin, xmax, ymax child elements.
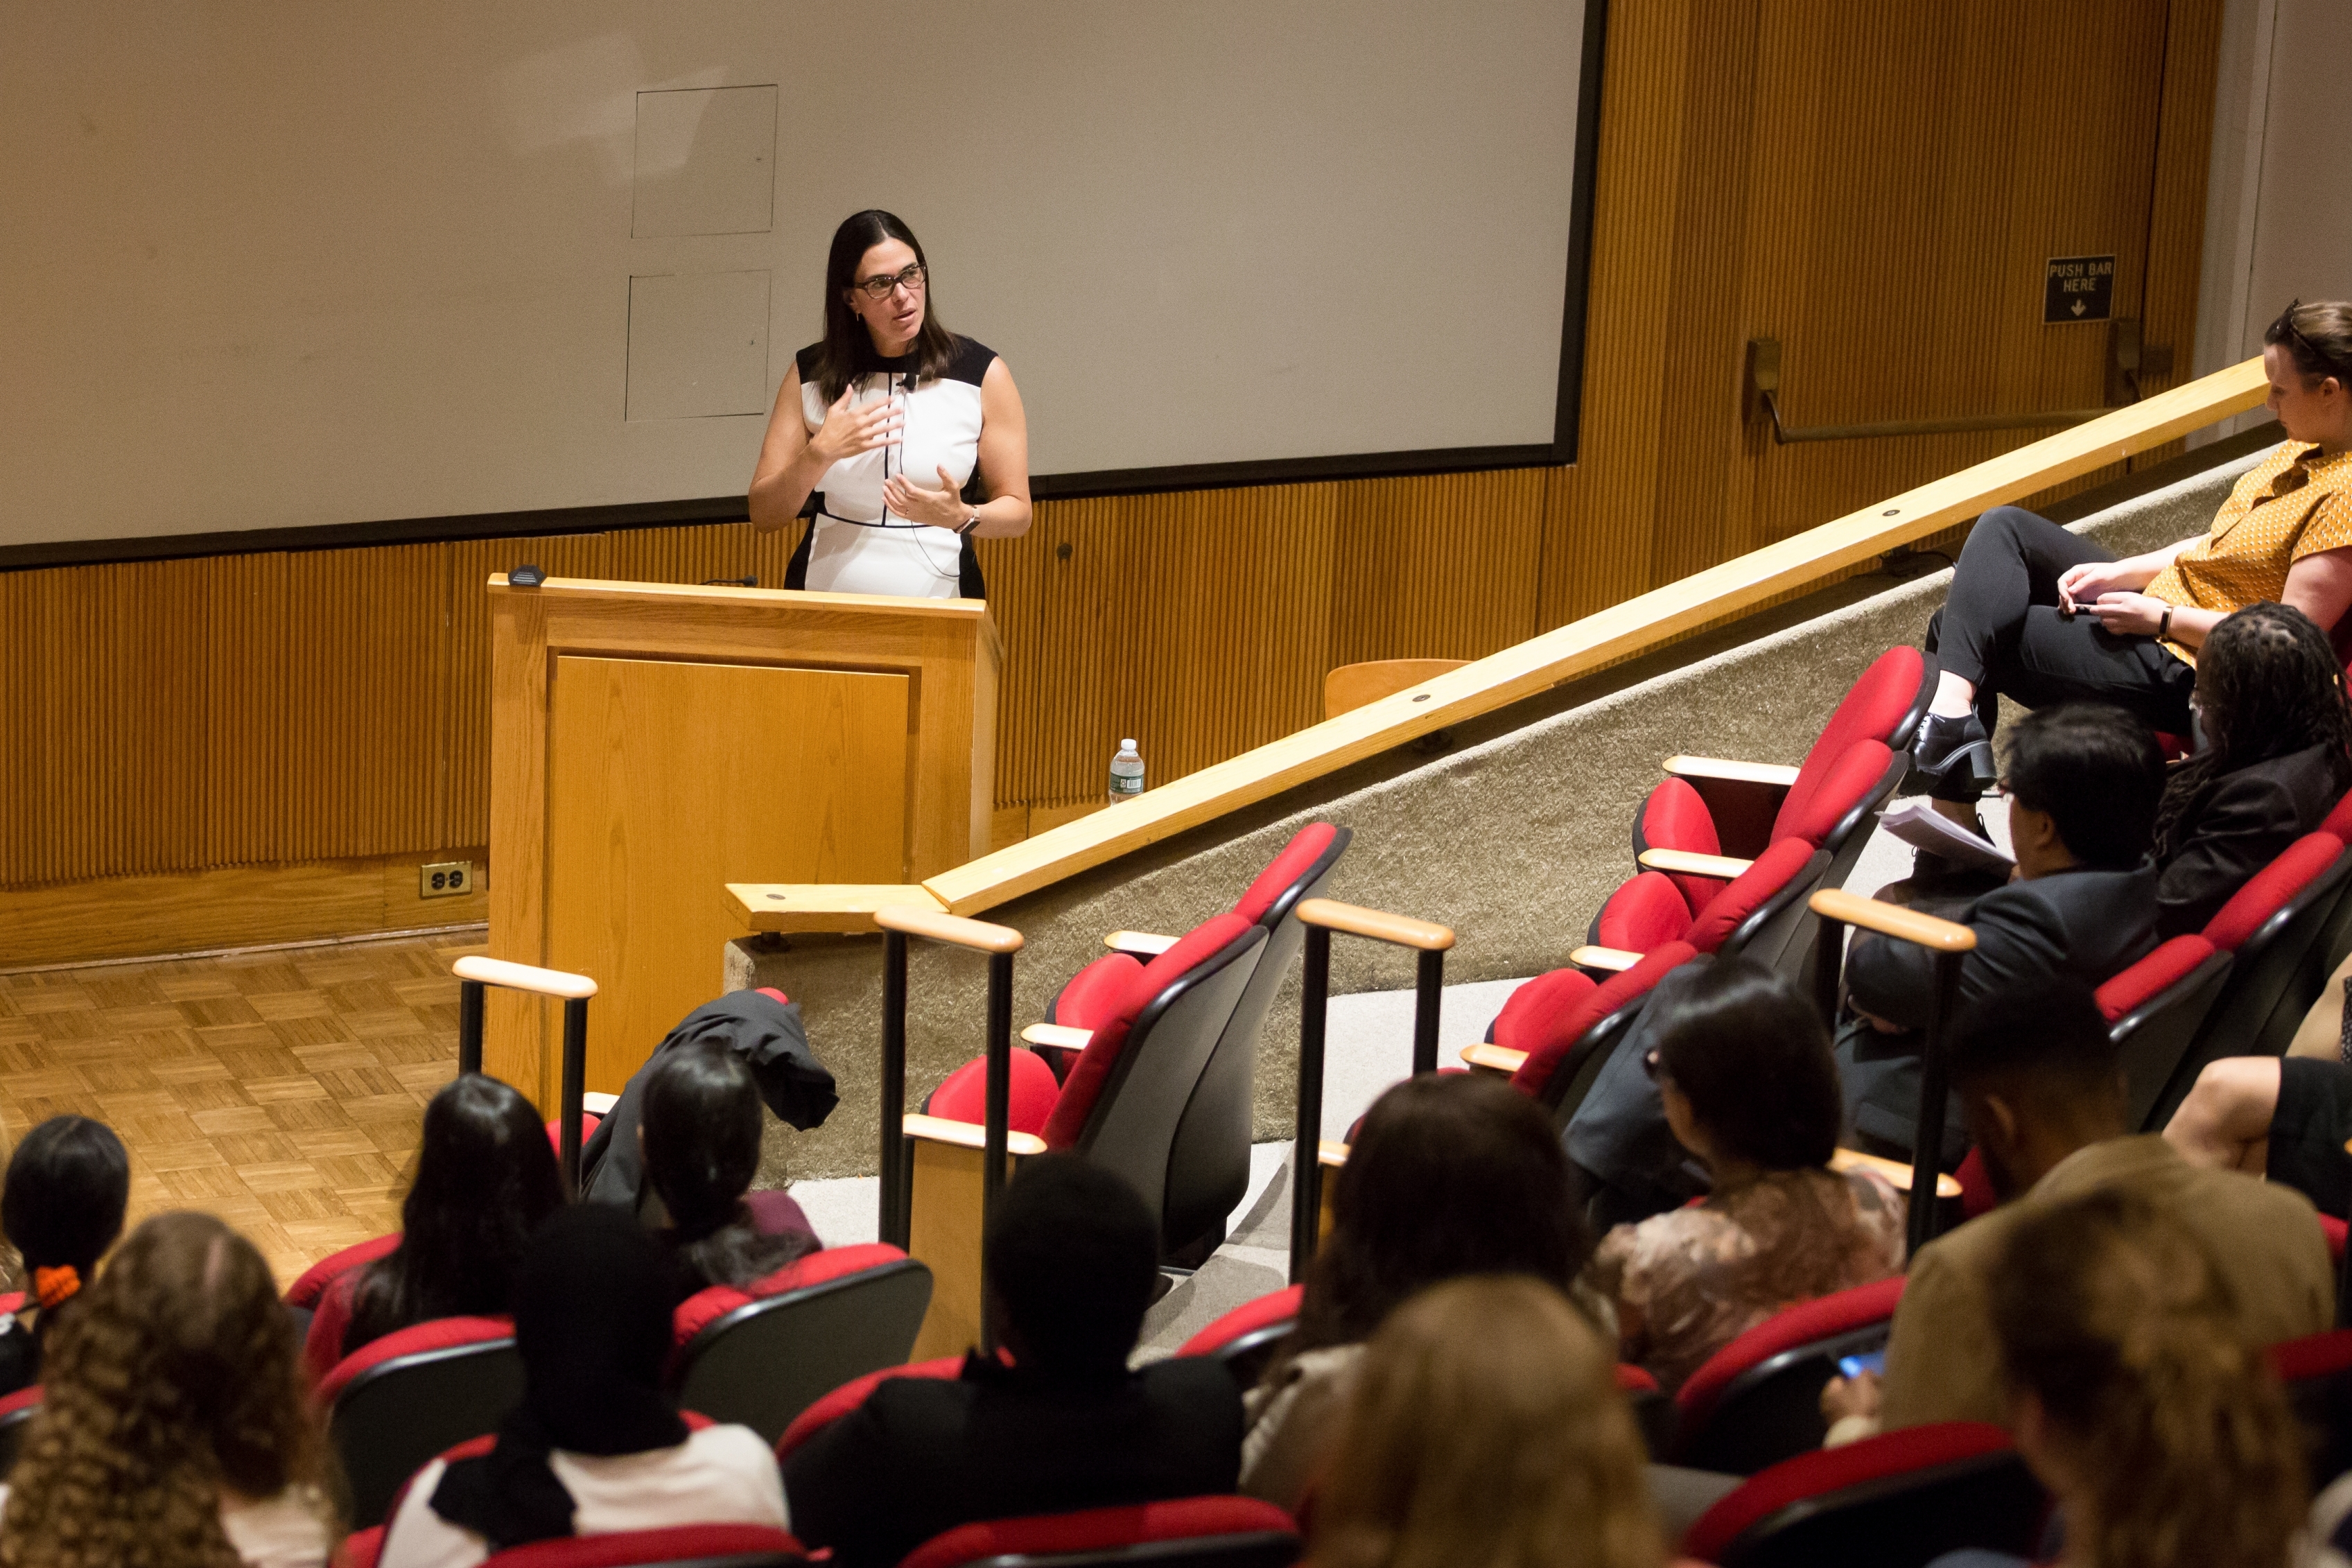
<box><xmin>420</xmin><ymin>860</ymin><xmax>473</xmax><ymax>900</ymax></box>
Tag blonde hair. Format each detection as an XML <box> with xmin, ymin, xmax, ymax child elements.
<box><xmin>0</xmin><ymin>1212</ymin><xmax>338</xmax><ymax>1568</ymax></box>
<box><xmin>1987</xmin><ymin>1191</ymin><xmax>2305</xmax><ymax>1568</ymax></box>
<box><xmin>1308</xmin><ymin>1275</ymin><xmax>1663</xmax><ymax>1568</ymax></box>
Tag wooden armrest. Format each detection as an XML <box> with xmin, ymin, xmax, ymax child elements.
<box><xmin>581</xmin><ymin>1092</ymin><xmax>619</xmax><ymax>1116</ymax></box>
<box><xmin>724</xmin><ymin>883</ymin><xmax>942</xmax><ymax>933</ymax></box>
<box><xmin>1636</xmin><ymin>847</ymin><xmax>1755</xmax><ymax>880</ymax></box>
<box><xmin>876</xmin><ymin>904</ymin><xmax>1024</xmax><ymax>954</ymax></box>
<box><xmin>1664</xmin><ymin>755</ymin><xmax>1803</xmax><ymax>789</ymax></box>
<box><xmin>451</xmin><ymin>955</ymin><xmax>598</xmax><ymax>1000</ymax></box>
<box><xmin>902</xmin><ymin>1113</ymin><xmax>1049</xmax><ymax>1156</ymax></box>
<box><xmin>1104</xmin><ymin>930</ymin><xmax>1180</xmax><ymax>957</ymax></box>
<box><xmin>1020</xmin><ymin>1022</ymin><xmax>1093</xmax><ymax>1051</ymax></box>
<box><xmin>1569</xmin><ymin>945</ymin><xmax>1644</xmax><ymax>973</ymax></box>
<box><xmin>1296</xmin><ymin>898</ymin><xmax>1455</xmax><ymax>952</ymax></box>
<box><xmin>1831</xmin><ymin>1147</ymin><xmax>1963</xmax><ymax>1200</ymax></box>
<box><xmin>1318</xmin><ymin>1140</ymin><xmax>1350</xmax><ymax>1168</ymax></box>
<box><xmin>1809</xmin><ymin>888</ymin><xmax>1976</xmax><ymax>952</ymax></box>
<box><xmin>1460</xmin><ymin>1042</ymin><xmax>1528</xmax><ymax>1074</ymax></box>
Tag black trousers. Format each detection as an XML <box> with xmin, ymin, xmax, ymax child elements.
<box><xmin>1925</xmin><ymin>506</ymin><xmax>2198</xmax><ymax>736</ymax></box>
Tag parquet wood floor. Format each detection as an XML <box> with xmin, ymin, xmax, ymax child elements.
<box><xmin>0</xmin><ymin>932</ymin><xmax>486</xmax><ymax>1287</ymax></box>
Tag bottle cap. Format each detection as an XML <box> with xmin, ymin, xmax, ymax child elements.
<box><xmin>1121</xmin><ymin>739</ymin><xmax>1135</xmax><ymax>750</ymax></box>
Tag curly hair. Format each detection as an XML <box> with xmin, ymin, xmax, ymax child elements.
<box><xmin>2154</xmin><ymin>602</ymin><xmax>2352</xmax><ymax>856</ymax></box>
<box><xmin>0</xmin><ymin>1212</ymin><xmax>336</xmax><ymax>1568</ymax></box>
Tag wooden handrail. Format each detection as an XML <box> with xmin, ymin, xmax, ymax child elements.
<box><xmin>909</xmin><ymin>358</ymin><xmax>2267</xmax><ymax>916</ymax></box>
<box><xmin>873</xmin><ymin>904</ymin><xmax>1024</xmax><ymax>954</ymax></box>
<box><xmin>451</xmin><ymin>955</ymin><xmax>598</xmax><ymax>1000</ymax></box>
<box><xmin>1295</xmin><ymin>898</ymin><xmax>1456</xmax><ymax>952</ymax></box>
<box><xmin>1810</xmin><ymin>888</ymin><xmax>1976</xmax><ymax>952</ymax></box>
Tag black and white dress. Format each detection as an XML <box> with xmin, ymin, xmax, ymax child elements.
<box><xmin>785</xmin><ymin>337</ymin><xmax>997</xmax><ymax>599</ymax></box>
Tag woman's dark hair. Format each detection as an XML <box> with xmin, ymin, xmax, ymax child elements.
<box><xmin>345</xmin><ymin>1074</ymin><xmax>564</xmax><ymax>1354</ymax></box>
<box><xmin>1654</xmin><ymin>957</ymin><xmax>1842</xmax><ymax>1171</ymax></box>
<box><xmin>810</xmin><ymin>209</ymin><xmax>959</xmax><ymax>403</ymax></box>
<box><xmin>2002</xmin><ymin>703</ymin><xmax>2167</xmax><ymax>870</ymax></box>
<box><xmin>2264</xmin><ymin>299</ymin><xmax>2352</xmax><ymax>390</ymax></box>
<box><xmin>2155</xmin><ymin>602</ymin><xmax>2352</xmax><ymax>857</ymax></box>
<box><xmin>642</xmin><ymin>1041</ymin><xmax>810</xmax><ymax>1293</ymax></box>
<box><xmin>1288</xmin><ymin>1074</ymin><xmax>1592</xmax><ymax>1359</ymax></box>
<box><xmin>2</xmin><ymin>1117</ymin><xmax>129</xmax><ymax>1284</ymax></box>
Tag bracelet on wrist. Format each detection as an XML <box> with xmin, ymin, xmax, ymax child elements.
<box><xmin>956</xmin><ymin>512</ymin><xmax>981</xmax><ymax>537</ymax></box>
<box><xmin>2158</xmin><ymin>606</ymin><xmax>2174</xmax><ymax>641</ymax></box>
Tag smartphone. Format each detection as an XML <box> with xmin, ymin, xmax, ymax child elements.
<box><xmin>1838</xmin><ymin>1350</ymin><xmax>1886</xmax><ymax>1379</ymax></box>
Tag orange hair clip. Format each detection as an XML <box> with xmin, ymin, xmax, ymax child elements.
<box><xmin>32</xmin><ymin>1266</ymin><xmax>79</xmax><ymax>1311</ymax></box>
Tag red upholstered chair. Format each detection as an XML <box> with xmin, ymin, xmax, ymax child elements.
<box><xmin>1467</xmin><ymin>943</ymin><xmax>1702</xmax><ymax>1125</ymax></box>
<box><xmin>2267</xmin><ymin>1328</ymin><xmax>2352</xmax><ymax>1489</ymax></box>
<box><xmin>287</xmin><ymin>1232</ymin><xmax>401</xmax><ymax>1312</ymax></box>
<box><xmin>1682</xmin><ymin>1422</ymin><xmax>2046</xmax><ymax>1568</ymax></box>
<box><xmin>898</xmin><ymin>1497</ymin><xmax>1299</xmax><ymax>1568</ymax></box>
<box><xmin>668</xmin><ymin>1244</ymin><xmax>933</xmax><ymax>1445</ymax></box>
<box><xmin>1589</xmin><ymin>831</ymin><xmax>1852</xmax><ymax>984</ymax></box>
<box><xmin>317</xmin><ymin>1315</ymin><xmax>523</xmax><ymax>1528</ymax></box>
<box><xmin>0</xmin><ymin>1384</ymin><xmax>41</xmax><ymax>1477</ymax></box>
<box><xmin>1667</xmin><ymin>1275</ymin><xmax>1906</xmax><ymax>1475</ymax></box>
<box><xmin>2100</xmin><ymin>933</ymin><xmax>2236</xmax><ymax>1131</ymax></box>
<box><xmin>774</xmin><ymin>1355</ymin><xmax>970</xmax><ymax>1463</ymax></box>
<box><xmin>297</xmin><ymin>1234</ymin><xmax>404</xmax><ymax>1388</ymax></box>
<box><xmin>1174</xmin><ymin>1284</ymin><xmax>1304</xmax><ymax>1386</ymax></box>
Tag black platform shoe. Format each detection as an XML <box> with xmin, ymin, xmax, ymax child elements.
<box><xmin>1908</xmin><ymin>712</ymin><xmax>1998</xmax><ymax>801</ymax></box>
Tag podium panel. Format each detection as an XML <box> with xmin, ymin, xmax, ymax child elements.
<box><xmin>547</xmin><ymin>656</ymin><xmax>909</xmax><ymax>1088</ymax></box>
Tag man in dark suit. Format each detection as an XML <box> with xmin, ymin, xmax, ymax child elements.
<box><xmin>784</xmin><ymin>1156</ymin><xmax>1244</xmax><ymax>1567</ymax></box>
<box><xmin>1839</xmin><ymin>702</ymin><xmax>2168</xmax><ymax>1160</ymax></box>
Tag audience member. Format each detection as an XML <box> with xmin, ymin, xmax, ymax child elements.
<box><xmin>1821</xmin><ymin>982</ymin><xmax>2330</xmax><ymax>1441</ymax></box>
<box><xmin>1307</xmin><ymin>1276</ymin><xmax>1663</xmax><ymax>1568</ymax></box>
<box><xmin>2148</xmin><ymin>600</ymin><xmax>2352</xmax><ymax>937</ymax></box>
<box><xmin>640</xmin><ymin>1040</ymin><xmax>819</xmax><ymax>1298</ymax></box>
<box><xmin>1244</xmin><ymin>1073</ymin><xmax>1594</xmax><ymax>1510</ymax></box>
<box><xmin>0</xmin><ymin>1211</ymin><xmax>337</xmax><ymax>1567</ymax></box>
<box><xmin>1908</xmin><ymin>297</ymin><xmax>2352</xmax><ymax>810</ymax></box>
<box><xmin>1587</xmin><ymin>959</ymin><xmax>1903</xmax><ymax>1391</ymax></box>
<box><xmin>307</xmin><ymin>1073</ymin><xmax>564</xmax><ymax>1382</ymax></box>
<box><xmin>1985</xmin><ymin>1191</ymin><xmax>2305</xmax><ymax>1568</ymax></box>
<box><xmin>379</xmin><ymin>1204</ymin><xmax>786</xmax><ymax>1565</ymax></box>
<box><xmin>0</xmin><ymin>1116</ymin><xmax>128</xmax><ymax>1399</ymax></box>
<box><xmin>1840</xmin><ymin>703</ymin><xmax>2164</xmax><ymax>1161</ymax></box>
<box><xmin>785</xmin><ymin>1155</ymin><xmax>1240</xmax><ymax>1568</ymax></box>
<box><xmin>2166</xmin><ymin>1052</ymin><xmax>2352</xmax><ymax>1218</ymax></box>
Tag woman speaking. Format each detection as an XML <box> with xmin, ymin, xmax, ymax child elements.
<box><xmin>750</xmin><ymin>210</ymin><xmax>1031</xmax><ymax>598</ymax></box>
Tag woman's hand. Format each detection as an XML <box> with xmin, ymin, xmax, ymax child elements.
<box><xmin>2087</xmin><ymin>591</ymin><xmax>2170</xmax><ymax>637</ymax></box>
<box><xmin>1820</xmin><ymin>1368</ymin><xmax>1883</xmax><ymax>1425</ymax></box>
<box><xmin>2057</xmin><ymin>558</ymin><xmax>2156</xmax><ymax>612</ymax></box>
<box><xmin>883</xmin><ymin>465</ymin><xmax>970</xmax><ymax>530</ymax></box>
<box><xmin>807</xmin><ymin>387</ymin><xmax>903</xmax><ymax>468</ymax></box>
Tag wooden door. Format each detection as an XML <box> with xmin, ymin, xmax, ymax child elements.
<box><xmin>546</xmin><ymin>657</ymin><xmax>909</xmax><ymax>1088</ymax></box>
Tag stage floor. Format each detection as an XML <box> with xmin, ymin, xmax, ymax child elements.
<box><xmin>0</xmin><ymin>932</ymin><xmax>478</xmax><ymax>1286</ymax></box>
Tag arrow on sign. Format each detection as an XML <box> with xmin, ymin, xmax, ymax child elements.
<box><xmin>2072</xmin><ymin>299</ymin><xmax>2087</xmax><ymax>317</ymax></box>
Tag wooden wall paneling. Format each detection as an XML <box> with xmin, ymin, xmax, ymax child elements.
<box><xmin>971</xmin><ymin>524</ymin><xmax>1046</xmax><ymax>808</ymax></box>
<box><xmin>1327</xmin><ymin>469</ymin><xmax>1545</xmax><ymax>667</ymax></box>
<box><xmin>2136</xmin><ymin>0</ymin><xmax>2227</xmax><ymax>405</ymax></box>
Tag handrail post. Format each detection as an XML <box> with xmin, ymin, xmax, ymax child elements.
<box><xmin>1412</xmin><ymin>949</ymin><xmax>1445</xmax><ymax>1077</ymax></box>
<box><xmin>981</xmin><ymin>950</ymin><xmax>1015</xmax><ymax>1354</ymax></box>
<box><xmin>1908</xmin><ymin>948</ymin><xmax>1965</xmax><ymax>1256</ymax></box>
<box><xmin>1811</xmin><ymin>914</ymin><xmax>1847</xmax><ymax>1027</ymax></box>
<box><xmin>558</xmin><ymin>997</ymin><xmax>589</xmax><ymax>1196</ymax></box>
<box><xmin>457</xmin><ymin>979</ymin><xmax>485</xmax><ymax>1077</ymax></box>
<box><xmin>880</xmin><ymin>930</ymin><xmax>911</xmax><ymax>1248</ymax></box>
<box><xmin>446</xmin><ymin>957</ymin><xmax>598</xmax><ymax>1194</ymax></box>
<box><xmin>1290</xmin><ymin>924</ymin><xmax>1332</xmax><ymax>1286</ymax></box>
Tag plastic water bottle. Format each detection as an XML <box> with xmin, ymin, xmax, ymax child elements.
<box><xmin>1108</xmin><ymin>739</ymin><xmax>1145</xmax><ymax>803</ymax></box>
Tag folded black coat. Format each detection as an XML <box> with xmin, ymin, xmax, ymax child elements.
<box><xmin>580</xmin><ymin>988</ymin><xmax>837</xmax><ymax>1210</ymax></box>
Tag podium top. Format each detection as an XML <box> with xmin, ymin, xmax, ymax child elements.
<box><xmin>487</xmin><ymin>574</ymin><xmax>994</xmax><ymax>622</ymax></box>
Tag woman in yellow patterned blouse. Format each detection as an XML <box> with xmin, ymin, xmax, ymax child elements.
<box><xmin>1913</xmin><ymin>300</ymin><xmax>2352</xmax><ymax>805</ymax></box>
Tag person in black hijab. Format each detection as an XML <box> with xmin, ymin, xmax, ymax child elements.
<box><xmin>376</xmin><ymin>1205</ymin><xmax>787</xmax><ymax>1565</ymax></box>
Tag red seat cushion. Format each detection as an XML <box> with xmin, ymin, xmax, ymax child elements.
<box><xmin>304</xmin><ymin>1269</ymin><xmax>367</xmax><ymax>1388</ymax></box>
<box><xmin>0</xmin><ymin>1385</ymin><xmax>42</xmax><ymax>1423</ymax></box>
<box><xmin>1684</xmin><ymin>837</ymin><xmax>1824</xmax><ymax>955</ymax></box>
<box><xmin>1231</xmin><ymin>824</ymin><xmax>1341</xmax><ymax>925</ymax></box>
<box><xmin>925</xmin><ymin>1049</ymin><xmax>1064</xmax><ymax>1138</ymax></box>
<box><xmin>1765</xmin><ymin>650</ymin><xmax>1924</xmax><ymax>844</ymax></box>
<box><xmin>2323</xmin><ymin>1216</ymin><xmax>2348</xmax><ymax>1266</ymax></box>
<box><xmin>1640</xmin><ymin>777</ymin><xmax>1730</xmax><ymax>912</ymax></box>
<box><xmin>1052</xmin><ymin>952</ymin><xmax>1144</xmax><ymax>1031</ymax></box>
<box><xmin>1489</xmin><ymin>967</ymin><xmax>1601</xmax><ymax>1057</ymax></box>
<box><xmin>1043</xmin><ymin>912</ymin><xmax>1255</xmax><ymax>1150</ymax></box>
<box><xmin>2268</xmin><ymin>1327</ymin><xmax>2352</xmax><ymax>1383</ymax></box>
<box><xmin>458</xmin><ymin>1526</ymin><xmax>805</xmax><ymax>1567</ymax></box>
<box><xmin>286</xmin><ymin>1232</ymin><xmax>400</xmax><ymax>1311</ymax></box>
<box><xmin>1770</xmin><ymin>740</ymin><xmax>1896</xmax><ymax>848</ymax></box>
<box><xmin>899</xmin><ymin>1497</ymin><xmax>1298</xmax><ymax>1568</ymax></box>
<box><xmin>2203</xmin><ymin>831</ymin><xmax>2346</xmax><ymax>952</ymax></box>
<box><xmin>1596</xmin><ymin>872</ymin><xmax>1697</xmax><ymax>952</ymax></box>
<box><xmin>1676</xmin><ymin>1275</ymin><xmax>1906</xmax><ymax>1426</ymax></box>
<box><xmin>1953</xmin><ymin>1147</ymin><xmax>1996</xmax><ymax>1221</ymax></box>
<box><xmin>314</xmin><ymin>1314</ymin><xmax>514</xmax><ymax>1406</ymax></box>
<box><xmin>774</xmin><ymin>1354</ymin><xmax>969</xmax><ymax>1461</ymax></box>
<box><xmin>1508</xmin><ymin>943</ymin><xmax>1699</xmax><ymax>1099</ymax></box>
<box><xmin>1683</xmin><ymin>1420</ymin><xmax>2013</xmax><ymax>1564</ymax></box>
<box><xmin>2093</xmin><ymin>934</ymin><xmax>2218</xmax><ymax>1022</ymax></box>
<box><xmin>543</xmin><ymin>1113</ymin><xmax>602</xmax><ymax>1156</ymax></box>
<box><xmin>2322</xmin><ymin>790</ymin><xmax>2352</xmax><ymax>843</ymax></box>
<box><xmin>1176</xmin><ymin>1285</ymin><xmax>1305</xmax><ymax>1359</ymax></box>
<box><xmin>671</xmin><ymin>1242</ymin><xmax>911</xmax><ymax>1345</ymax></box>
<box><xmin>1615</xmin><ymin>1363</ymin><xmax>1660</xmax><ymax>1394</ymax></box>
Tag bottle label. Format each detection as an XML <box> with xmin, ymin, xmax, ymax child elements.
<box><xmin>1110</xmin><ymin>772</ymin><xmax>1143</xmax><ymax>797</ymax></box>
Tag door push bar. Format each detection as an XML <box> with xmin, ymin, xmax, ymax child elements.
<box><xmin>1289</xmin><ymin>898</ymin><xmax>1456</xmax><ymax>1284</ymax></box>
<box><xmin>453</xmin><ymin>956</ymin><xmax>599</xmax><ymax>1194</ymax></box>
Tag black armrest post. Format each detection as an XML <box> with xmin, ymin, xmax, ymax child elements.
<box><xmin>1906</xmin><ymin>948</ymin><xmax>1964</xmax><ymax>1257</ymax></box>
<box><xmin>1412</xmin><ymin>949</ymin><xmax>1445</xmax><ymax>1077</ymax></box>
<box><xmin>880</xmin><ymin>930</ymin><xmax>910</xmax><ymax>1249</ymax></box>
<box><xmin>558</xmin><ymin>997</ymin><xmax>589</xmax><ymax>1196</ymax></box>
<box><xmin>1811</xmin><ymin>914</ymin><xmax>1847</xmax><ymax>1027</ymax></box>
<box><xmin>980</xmin><ymin>949</ymin><xmax>1015</xmax><ymax>1355</ymax></box>
<box><xmin>456</xmin><ymin>979</ymin><xmax>485</xmax><ymax>1077</ymax></box>
<box><xmin>1290</xmin><ymin>924</ymin><xmax>1333</xmax><ymax>1286</ymax></box>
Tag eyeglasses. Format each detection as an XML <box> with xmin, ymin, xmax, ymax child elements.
<box><xmin>855</xmin><ymin>263</ymin><xmax>927</xmax><ymax>300</ymax></box>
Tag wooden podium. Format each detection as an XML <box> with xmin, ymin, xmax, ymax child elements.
<box><xmin>482</xmin><ymin>575</ymin><xmax>998</xmax><ymax>1107</ymax></box>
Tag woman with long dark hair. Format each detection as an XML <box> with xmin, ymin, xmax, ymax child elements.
<box><xmin>1240</xmin><ymin>1073</ymin><xmax>1594</xmax><ymax>1511</ymax></box>
<box><xmin>306</xmin><ymin>1074</ymin><xmax>564</xmax><ymax>1379</ymax></box>
<box><xmin>640</xmin><ymin>1040</ymin><xmax>816</xmax><ymax>1297</ymax></box>
<box><xmin>0</xmin><ymin>1117</ymin><xmax>128</xmax><ymax>1399</ymax></box>
<box><xmin>1910</xmin><ymin>299</ymin><xmax>2352</xmax><ymax>810</ymax></box>
<box><xmin>749</xmin><ymin>209</ymin><xmax>1031</xmax><ymax>598</ymax></box>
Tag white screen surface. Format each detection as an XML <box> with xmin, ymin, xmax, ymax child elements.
<box><xmin>0</xmin><ymin>1</ymin><xmax>1589</xmax><ymax>548</ymax></box>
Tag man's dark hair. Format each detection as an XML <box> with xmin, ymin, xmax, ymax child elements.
<box><xmin>1946</xmin><ymin>979</ymin><xmax>2118</xmax><ymax>1099</ymax></box>
<box><xmin>2002</xmin><ymin>704</ymin><xmax>2166</xmax><ymax>870</ymax></box>
<box><xmin>1655</xmin><ymin>956</ymin><xmax>1843</xmax><ymax>1171</ymax></box>
<box><xmin>985</xmin><ymin>1154</ymin><xmax>1158</xmax><ymax>1377</ymax></box>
